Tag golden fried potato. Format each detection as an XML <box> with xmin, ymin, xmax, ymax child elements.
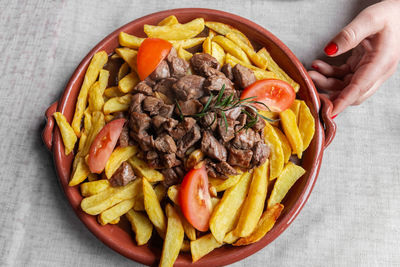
<box><xmin>208</xmin><ymin>172</ymin><xmax>242</xmax><ymax>192</ymax></box>
<box><xmin>69</xmin><ymin>155</ymin><xmax>90</xmax><ymax>186</ymax></box>
<box><xmin>176</xmin><ymin>208</ymin><xmax>196</xmax><ymax>241</ymax></box>
<box><xmin>115</xmin><ymin>47</ymin><xmax>138</xmax><ymax>72</ymax></box>
<box><xmin>234</xmin><ymin>160</ymin><xmax>269</xmax><ymax>237</ymax></box>
<box><xmin>105</xmin><ymin>146</ymin><xmax>138</xmax><ymax>178</ymax></box>
<box><xmin>71</xmin><ymin>51</ymin><xmax>108</xmax><ymax>136</ymax></box>
<box><xmin>109</xmin><ymin>217</ymin><xmax>120</xmax><ymax>224</ymax></box>
<box><xmin>118</xmin><ymin>32</ymin><xmax>144</xmax><ymax>49</ymax></box>
<box><xmin>264</xmin><ymin>122</ymin><xmax>284</xmax><ymax>179</ymax></box>
<box><xmin>158</xmin><ymin>15</ymin><xmax>179</xmax><ymax>26</ymax></box>
<box><xmin>171</xmin><ymin>37</ymin><xmax>206</xmax><ymax>49</ymax></box>
<box><xmin>208</xmin><ymin>29</ymin><xmax>216</xmax><ymax>38</ymax></box>
<box><xmin>167</xmin><ymin>185</ymin><xmax>179</xmax><ymax>205</ymax></box>
<box><xmin>128</xmin><ymin>156</ymin><xmax>164</xmax><ymax>182</ymax></box>
<box><xmin>154</xmin><ymin>183</ymin><xmax>167</xmax><ymax>202</ymax></box>
<box><xmin>81</xmin><ymin>179</ymin><xmax>141</xmax><ymax>215</ymax></box>
<box><xmin>298</xmin><ymin>100</ymin><xmax>315</xmax><ymax>151</ymax></box>
<box><xmin>103</xmin><ymin>94</ymin><xmax>132</xmax><ymax>114</ymax></box>
<box><xmin>211</xmin><ymin>41</ymin><xmax>225</xmax><ymax>66</ymax></box>
<box><xmin>258</xmin><ymin>110</ymin><xmax>279</xmax><ymax>126</ymax></box>
<box><xmin>80</xmin><ymin>179</ymin><xmax>110</xmax><ymax>197</ymax></box>
<box><xmin>126</xmin><ymin>209</ymin><xmax>153</xmax><ymax>245</ymax></box>
<box><xmin>104</xmin><ymin>86</ymin><xmax>124</xmax><ymax>98</ymax></box>
<box><xmin>273</xmin><ymin>126</ymin><xmax>291</xmax><ymax>163</ymax></box>
<box><xmin>190</xmin><ymin>234</ymin><xmax>222</xmax><ymax>262</ymax></box>
<box><xmin>257</xmin><ymin>47</ymin><xmax>300</xmax><ymax>92</ymax></box>
<box><xmin>223</xmin><ymin>230</ymin><xmax>239</xmax><ymax>244</ymax></box>
<box><xmin>143</xmin><ymin>178</ymin><xmax>167</xmax><ymax>237</ymax></box>
<box><xmin>118</xmin><ymin>72</ymin><xmax>140</xmax><ymax>93</ymax></box>
<box><xmin>212</xmin><ymin>35</ymin><xmax>250</xmax><ymax>64</ymax></box>
<box><xmin>83</xmin><ymin>108</ymin><xmax>92</xmax><ymax>134</ymax></box>
<box><xmin>78</xmin><ymin>132</ymin><xmax>87</xmax><ymax>152</ymax></box>
<box><xmin>117</xmin><ymin>62</ymin><xmax>130</xmax><ymax>82</ymax></box>
<box><xmin>81</xmin><ymin>111</ymin><xmax>105</xmax><ymax>156</ymax></box>
<box><xmin>209</xmin><ymin>172</ymin><xmax>252</xmax><ymax>243</ymax></box>
<box><xmin>202</xmin><ymin>37</ymin><xmax>212</xmax><ymax>55</ymax></box>
<box><xmin>290</xmin><ymin>100</ymin><xmax>301</xmax><ymax>123</ymax></box>
<box><xmin>205</xmin><ymin>21</ymin><xmax>253</xmax><ymax>49</ymax></box>
<box><xmin>225</xmin><ymin>53</ymin><xmax>276</xmax><ymax>80</ymax></box>
<box><xmin>186</xmin><ymin>149</ymin><xmax>204</xmax><ymax>170</ymax></box>
<box><xmin>98</xmin><ymin>198</ymin><xmax>135</xmax><ymax>225</ymax></box>
<box><xmin>98</xmin><ymin>69</ymin><xmax>110</xmax><ymax>94</ymax></box>
<box><xmin>177</xmin><ymin>46</ymin><xmax>193</xmax><ymax>61</ymax></box>
<box><xmin>53</xmin><ymin>112</ymin><xmax>77</xmax><ymax>155</ymax></box>
<box><xmin>234</xmin><ymin>203</ymin><xmax>284</xmax><ymax>246</ymax></box>
<box><xmin>280</xmin><ymin>109</ymin><xmax>303</xmax><ymax>158</ymax></box>
<box><xmin>88</xmin><ymin>82</ymin><xmax>104</xmax><ymax>112</ymax></box>
<box><xmin>104</xmin><ymin>114</ymin><xmax>114</xmax><ymax>123</ymax></box>
<box><xmin>268</xmin><ymin>162</ymin><xmax>305</xmax><ymax>208</ymax></box>
<box><xmin>160</xmin><ymin>204</ymin><xmax>184</xmax><ymax>267</ymax></box>
<box><xmin>144</xmin><ymin>18</ymin><xmax>205</xmax><ymax>40</ymax></box>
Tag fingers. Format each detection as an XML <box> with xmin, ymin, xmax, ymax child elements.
<box><xmin>311</xmin><ymin>60</ymin><xmax>350</xmax><ymax>78</ymax></box>
<box><xmin>324</xmin><ymin>8</ymin><xmax>384</xmax><ymax>57</ymax></box>
<box><xmin>308</xmin><ymin>70</ymin><xmax>345</xmax><ymax>92</ymax></box>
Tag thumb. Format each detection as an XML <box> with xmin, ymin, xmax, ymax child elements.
<box><xmin>324</xmin><ymin>9</ymin><xmax>384</xmax><ymax>57</ymax></box>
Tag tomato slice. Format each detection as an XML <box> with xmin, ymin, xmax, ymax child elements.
<box><xmin>240</xmin><ymin>79</ymin><xmax>296</xmax><ymax>112</ymax></box>
<box><xmin>179</xmin><ymin>164</ymin><xmax>211</xmax><ymax>232</ymax></box>
<box><xmin>137</xmin><ymin>38</ymin><xmax>172</xmax><ymax>80</ymax></box>
<box><xmin>88</xmin><ymin>118</ymin><xmax>126</xmax><ymax>174</ymax></box>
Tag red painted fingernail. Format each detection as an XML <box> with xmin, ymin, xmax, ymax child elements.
<box><xmin>331</xmin><ymin>114</ymin><xmax>338</xmax><ymax>119</ymax></box>
<box><xmin>324</xmin><ymin>42</ymin><xmax>338</xmax><ymax>56</ymax></box>
<box><xmin>311</xmin><ymin>64</ymin><xmax>319</xmax><ymax>70</ymax></box>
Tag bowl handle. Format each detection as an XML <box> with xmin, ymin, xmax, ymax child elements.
<box><xmin>42</xmin><ymin>101</ymin><xmax>59</xmax><ymax>151</ymax></box>
<box><xmin>319</xmin><ymin>94</ymin><xmax>337</xmax><ymax>149</ymax></box>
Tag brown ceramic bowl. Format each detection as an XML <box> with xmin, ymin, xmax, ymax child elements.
<box><xmin>42</xmin><ymin>8</ymin><xmax>336</xmax><ymax>266</ymax></box>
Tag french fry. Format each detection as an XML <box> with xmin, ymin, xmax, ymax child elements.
<box><xmin>208</xmin><ymin>172</ymin><xmax>242</xmax><ymax>192</ymax></box>
<box><xmin>78</xmin><ymin>132</ymin><xmax>87</xmax><ymax>152</ymax></box>
<box><xmin>118</xmin><ymin>72</ymin><xmax>140</xmax><ymax>93</ymax></box>
<box><xmin>118</xmin><ymin>32</ymin><xmax>144</xmax><ymax>49</ymax></box>
<box><xmin>171</xmin><ymin>37</ymin><xmax>206</xmax><ymax>49</ymax></box>
<box><xmin>133</xmin><ymin>183</ymin><xmax>166</xmax><ymax>212</ymax></box>
<box><xmin>225</xmin><ymin>32</ymin><xmax>267</xmax><ymax>69</ymax></box>
<box><xmin>208</xmin><ymin>29</ymin><xmax>216</xmax><ymax>38</ymax></box>
<box><xmin>82</xmin><ymin>111</ymin><xmax>105</xmax><ymax>156</ymax></box>
<box><xmin>158</xmin><ymin>15</ymin><xmax>179</xmax><ymax>26</ymax></box>
<box><xmin>105</xmin><ymin>146</ymin><xmax>138</xmax><ymax>178</ymax></box>
<box><xmin>83</xmin><ymin>108</ymin><xmax>92</xmax><ymax>134</ymax></box>
<box><xmin>280</xmin><ymin>109</ymin><xmax>303</xmax><ymax>158</ymax></box>
<box><xmin>202</xmin><ymin>37</ymin><xmax>212</xmax><ymax>55</ymax></box>
<box><xmin>160</xmin><ymin>204</ymin><xmax>184</xmax><ymax>267</ymax></box>
<box><xmin>223</xmin><ymin>230</ymin><xmax>239</xmax><ymax>244</ymax></box>
<box><xmin>144</xmin><ymin>18</ymin><xmax>205</xmax><ymax>40</ymax></box>
<box><xmin>133</xmin><ymin>189</ymin><xmax>144</xmax><ymax>211</ymax></box>
<box><xmin>268</xmin><ymin>162</ymin><xmax>305</xmax><ymax>208</ymax></box>
<box><xmin>71</xmin><ymin>51</ymin><xmax>108</xmax><ymax>136</ymax></box>
<box><xmin>115</xmin><ymin>47</ymin><xmax>138</xmax><ymax>72</ymax></box>
<box><xmin>257</xmin><ymin>47</ymin><xmax>300</xmax><ymax>92</ymax></box>
<box><xmin>154</xmin><ymin>183</ymin><xmax>167</xmax><ymax>202</ymax></box>
<box><xmin>167</xmin><ymin>185</ymin><xmax>179</xmax><ymax>205</ymax></box>
<box><xmin>98</xmin><ymin>198</ymin><xmax>135</xmax><ymax>225</ymax></box>
<box><xmin>273</xmin><ymin>126</ymin><xmax>291</xmax><ymax>163</ymax></box>
<box><xmin>81</xmin><ymin>179</ymin><xmax>141</xmax><ymax>215</ymax></box>
<box><xmin>111</xmin><ymin>53</ymin><xmax>120</xmax><ymax>60</ymax></box>
<box><xmin>234</xmin><ymin>160</ymin><xmax>269</xmax><ymax>237</ymax></box>
<box><xmin>117</xmin><ymin>62</ymin><xmax>130</xmax><ymax>82</ymax></box>
<box><xmin>177</xmin><ymin>209</ymin><xmax>196</xmax><ymax>241</ymax></box>
<box><xmin>298</xmin><ymin>101</ymin><xmax>315</xmax><ymax>151</ymax></box>
<box><xmin>104</xmin><ymin>114</ymin><xmax>114</xmax><ymax>123</ymax></box>
<box><xmin>69</xmin><ymin>155</ymin><xmax>90</xmax><ymax>186</ymax></box>
<box><xmin>190</xmin><ymin>233</ymin><xmax>222</xmax><ymax>262</ymax></box>
<box><xmin>98</xmin><ymin>69</ymin><xmax>110</xmax><ymax>94</ymax></box>
<box><xmin>128</xmin><ymin>156</ymin><xmax>164</xmax><ymax>182</ymax></box>
<box><xmin>80</xmin><ymin>179</ymin><xmax>110</xmax><ymax>197</ymax></box>
<box><xmin>225</xmin><ymin>53</ymin><xmax>277</xmax><ymax>80</ymax></box>
<box><xmin>210</xmin><ymin>197</ymin><xmax>220</xmax><ymax>212</ymax></box>
<box><xmin>211</xmin><ymin>41</ymin><xmax>225</xmax><ymax>66</ymax></box>
<box><xmin>258</xmin><ymin>110</ymin><xmax>279</xmax><ymax>126</ymax></box>
<box><xmin>177</xmin><ymin>46</ymin><xmax>193</xmax><ymax>61</ymax></box>
<box><xmin>209</xmin><ymin>172</ymin><xmax>252</xmax><ymax>243</ymax></box>
<box><xmin>205</xmin><ymin>21</ymin><xmax>253</xmax><ymax>50</ymax></box>
<box><xmin>234</xmin><ymin>203</ymin><xmax>284</xmax><ymax>246</ymax></box>
<box><xmin>186</xmin><ymin>149</ymin><xmax>204</xmax><ymax>170</ymax></box>
<box><xmin>88</xmin><ymin>81</ymin><xmax>104</xmax><ymax>112</ymax></box>
<box><xmin>264</xmin><ymin>122</ymin><xmax>284</xmax><ymax>179</ymax></box>
<box><xmin>104</xmin><ymin>86</ymin><xmax>124</xmax><ymax>98</ymax></box>
<box><xmin>290</xmin><ymin>99</ymin><xmax>301</xmax><ymax>123</ymax></box>
<box><xmin>126</xmin><ymin>209</ymin><xmax>153</xmax><ymax>245</ymax></box>
<box><xmin>212</xmin><ymin>35</ymin><xmax>250</xmax><ymax>64</ymax></box>
<box><xmin>109</xmin><ymin>217</ymin><xmax>120</xmax><ymax>224</ymax></box>
<box><xmin>103</xmin><ymin>94</ymin><xmax>132</xmax><ymax>114</ymax></box>
<box><xmin>143</xmin><ymin>178</ymin><xmax>167</xmax><ymax>237</ymax></box>
<box><xmin>53</xmin><ymin>112</ymin><xmax>77</xmax><ymax>155</ymax></box>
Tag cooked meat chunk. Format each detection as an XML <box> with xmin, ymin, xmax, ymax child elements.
<box><xmin>118</xmin><ymin>124</ymin><xmax>129</xmax><ymax>147</ymax></box>
<box><xmin>204</xmin><ymin>75</ymin><xmax>234</xmax><ymax>93</ymax></box>
<box><xmin>201</xmin><ymin>66</ymin><xmax>225</xmax><ymax>77</ymax></box>
<box><xmin>252</xmin><ymin>141</ymin><xmax>269</xmax><ymax>166</ymax></box>
<box><xmin>146</xmin><ymin>150</ymin><xmax>159</xmax><ymax>160</ymax></box>
<box><xmin>162</xmin><ymin>153</ymin><xmax>180</xmax><ymax>168</ymax></box>
<box><xmin>221</xmin><ymin>64</ymin><xmax>234</xmax><ymax>81</ymax></box>
<box><xmin>232</xmin><ymin>128</ymin><xmax>256</xmax><ymax>150</ymax></box>
<box><xmin>152</xmin><ymin>115</ymin><xmax>167</xmax><ymax>130</ymax></box>
<box><xmin>142</xmin><ymin>96</ymin><xmax>164</xmax><ymax>116</ymax></box>
<box><xmin>131</xmin><ymin>132</ymin><xmax>154</xmax><ymax>151</ymax></box>
<box><xmin>174</xmin><ymin>166</ymin><xmax>185</xmax><ymax>179</ymax></box>
<box><xmin>166</xmin><ymin>47</ymin><xmax>189</xmax><ymax>77</ymax></box>
<box><xmin>154</xmin><ymin>77</ymin><xmax>177</xmax><ymax>99</ymax></box>
<box><xmin>190</xmin><ymin>53</ymin><xmax>220</xmax><ymax>74</ymax></box>
<box><xmin>215</xmin><ymin>161</ymin><xmax>238</xmax><ymax>177</ymax></box>
<box><xmin>109</xmin><ymin>162</ymin><xmax>136</xmax><ymax>187</ymax></box>
<box><xmin>129</xmin><ymin>93</ymin><xmax>145</xmax><ymax>113</ymax></box>
<box><xmin>159</xmin><ymin>103</ymin><xmax>175</xmax><ymax>118</ymax></box>
<box><xmin>200</xmin><ymin>112</ymin><xmax>217</xmax><ymax>131</ymax></box>
<box><xmin>149</xmin><ymin>60</ymin><xmax>170</xmax><ymax>81</ymax></box>
<box><xmin>204</xmin><ymin>159</ymin><xmax>218</xmax><ymax>178</ymax></box>
<box><xmin>129</xmin><ymin>112</ymin><xmax>151</xmax><ymax>133</ymax></box>
<box><xmin>144</xmin><ymin>76</ymin><xmax>156</xmax><ymax>87</ymax></box>
<box><xmin>237</xmin><ymin>113</ymin><xmax>247</xmax><ymax>128</ymax></box>
<box><xmin>232</xmin><ymin>64</ymin><xmax>256</xmax><ymax>88</ymax></box>
<box><xmin>162</xmin><ymin>117</ymin><xmax>179</xmax><ymax>132</ymax></box>
<box><xmin>154</xmin><ymin>135</ymin><xmax>177</xmax><ymax>153</ymax></box>
<box><xmin>176</xmin><ymin>125</ymin><xmax>201</xmax><ymax>158</ymax></box>
<box><xmin>201</xmin><ymin>131</ymin><xmax>227</xmax><ymax>161</ymax></box>
<box><xmin>173</xmin><ymin>75</ymin><xmax>205</xmax><ymax>100</ymax></box>
<box><xmin>225</xmin><ymin>107</ymin><xmax>242</xmax><ymax>120</ymax></box>
<box><xmin>253</xmin><ymin>117</ymin><xmax>266</xmax><ymax>132</ymax></box>
<box><xmin>176</xmin><ymin>100</ymin><xmax>203</xmax><ymax>116</ymax></box>
<box><xmin>228</xmin><ymin>147</ymin><xmax>253</xmax><ymax>168</ymax></box>
<box><xmin>217</xmin><ymin>118</ymin><xmax>236</xmax><ymax>143</ymax></box>
<box><xmin>161</xmin><ymin>168</ymin><xmax>180</xmax><ymax>187</ymax></box>
<box><xmin>169</xmin><ymin>117</ymin><xmax>196</xmax><ymax>140</ymax></box>
<box><xmin>134</xmin><ymin>81</ymin><xmax>153</xmax><ymax>96</ymax></box>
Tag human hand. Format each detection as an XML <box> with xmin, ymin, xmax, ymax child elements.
<box><xmin>309</xmin><ymin>0</ymin><xmax>400</xmax><ymax>116</ymax></box>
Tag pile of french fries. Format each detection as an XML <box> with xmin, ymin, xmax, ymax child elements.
<box><xmin>52</xmin><ymin>15</ymin><xmax>315</xmax><ymax>266</ymax></box>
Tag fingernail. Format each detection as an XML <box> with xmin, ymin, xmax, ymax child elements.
<box><xmin>324</xmin><ymin>42</ymin><xmax>338</xmax><ymax>56</ymax></box>
<box><xmin>331</xmin><ymin>114</ymin><xmax>338</xmax><ymax>119</ymax></box>
<box><xmin>311</xmin><ymin>64</ymin><xmax>319</xmax><ymax>70</ymax></box>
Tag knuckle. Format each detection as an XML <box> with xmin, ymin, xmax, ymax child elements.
<box><xmin>341</xmin><ymin>27</ymin><xmax>357</xmax><ymax>46</ymax></box>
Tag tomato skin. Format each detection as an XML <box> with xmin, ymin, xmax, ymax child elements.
<box><xmin>88</xmin><ymin>118</ymin><xmax>126</xmax><ymax>174</ymax></box>
<box><xmin>179</xmin><ymin>164</ymin><xmax>211</xmax><ymax>232</ymax></box>
<box><xmin>137</xmin><ymin>38</ymin><xmax>172</xmax><ymax>80</ymax></box>
<box><xmin>241</xmin><ymin>79</ymin><xmax>296</xmax><ymax>112</ymax></box>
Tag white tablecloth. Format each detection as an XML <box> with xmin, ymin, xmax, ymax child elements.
<box><xmin>1</xmin><ymin>0</ymin><xmax>399</xmax><ymax>266</ymax></box>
